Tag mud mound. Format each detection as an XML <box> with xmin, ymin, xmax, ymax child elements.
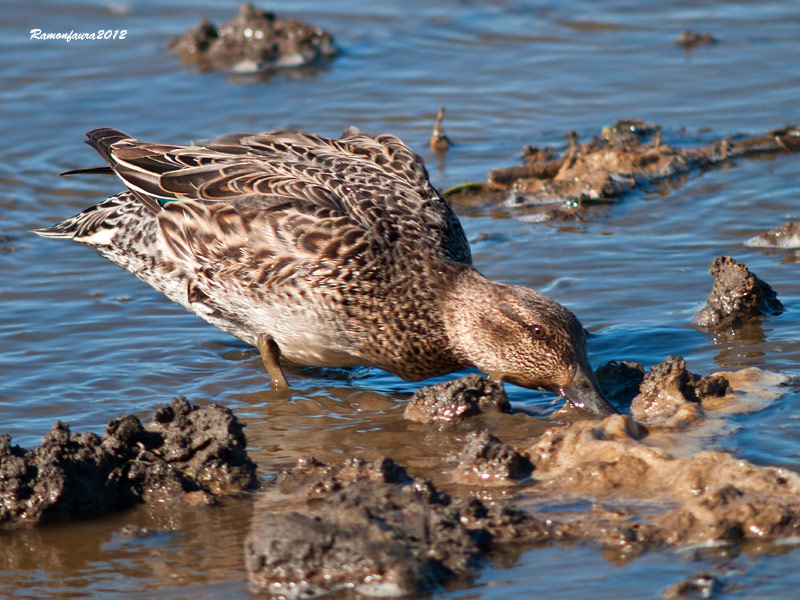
<box><xmin>403</xmin><ymin>374</ymin><xmax>511</xmax><ymax>425</ymax></box>
<box><xmin>631</xmin><ymin>355</ymin><xmax>731</xmax><ymax>427</ymax></box>
<box><xmin>674</xmin><ymin>30</ymin><xmax>718</xmax><ymax>49</ymax></box>
<box><xmin>169</xmin><ymin>4</ymin><xmax>337</xmax><ymax>74</ymax></box>
<box><xmin>246</xmin><ymin>457</ymin><xmax>495</xmax><ymax>597</ymax></box>
<box><xmin>746</xmin><ymin>221</ymin><xmax>800</xmax><ymax>249</ymax></box>
<box><xmin>274</xmin><ymin>455</ymin><xmax>414</xmax><ymax>498</ymax></box>
<box><xmin>450</xmin><ymin>430</ymin><xmax>533</xmax><ymax>485</ymax></box>
<box><xmin>693</xmin><ymin>256</ymin><xmax>783</xmax><ymax>329</ymax></box>
<box><xmin>0</xmin><ymin>397</ymin><xmax>256</xmax><ymax>527</ymax></box>
<box><xmin>594</xmin><ymin>359</ymin><xmax>645</xmax><ymax>406</ymax></box>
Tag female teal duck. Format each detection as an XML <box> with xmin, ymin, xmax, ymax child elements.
<box><xmin>35</xmin><ymin>128</ymin><xmax>615</xmax><ymax>416</ymax></box>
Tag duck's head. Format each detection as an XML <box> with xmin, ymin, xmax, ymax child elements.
<box><xmin>443</xmin><ymin>269</ymin><xmax>616</xmax><ymax>417</ymax></box>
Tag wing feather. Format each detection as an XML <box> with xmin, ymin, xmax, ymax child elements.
<box><xmin>73</xmin><ymin>127</ymin><xmax>472</xmax><ymax>269</ymax></box>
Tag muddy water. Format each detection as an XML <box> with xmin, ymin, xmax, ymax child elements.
<box><xmin>2</xmin><ymin>0</ymin><xmax>800</xmax><ymax>597</ymax></box>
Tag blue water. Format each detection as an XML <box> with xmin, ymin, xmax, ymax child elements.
<box><xmin>2</xmin><ymin>0</ymin><xmax>800</xmax><ymax>597</ymax></box>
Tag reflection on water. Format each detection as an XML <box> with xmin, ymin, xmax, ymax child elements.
<box><xmin>3</xmin><ymin>0</ymin><xmax>800</xmax><ymax>598</ymax></box>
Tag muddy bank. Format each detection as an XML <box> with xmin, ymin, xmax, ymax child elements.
<box><xmin>693</xmin><ymin>256</ymin><xmax>783</xmax><ymax>329</ymax></box>
<box><xmin>245</xmin><ymin>364</ymin><xmax>794</xmax><ymax>597</ymax></box>
<box><xmin>0</xmin><ymin>397</ymin><xmax>256</xmax><ymax>527</ymax></box>
<box><xmin>445</xmin><ymin>121</ymin><xmax>800</xmax><ymax>218</ymax></box>
<box><xmin>169</xmin><ymin>4</ymin><xmax>337</xmax><ymax>74</ymax></box>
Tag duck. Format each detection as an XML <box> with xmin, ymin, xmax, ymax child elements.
<box><xmin>35</xmin><ymin>127</ymin><xmax>616</xmax><ymax>417</ymax></box>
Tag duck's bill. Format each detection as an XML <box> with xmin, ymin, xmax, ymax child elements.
<box><xmin>560</xmin><ymin>365</ymin><xmax>617</xmax><ymax>417</ymax></box>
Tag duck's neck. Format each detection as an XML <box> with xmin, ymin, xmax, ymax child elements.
<box><xmin>439</xmin><ymin>265</ymin><xmax>505</xmax><ymax>375</ymax></box>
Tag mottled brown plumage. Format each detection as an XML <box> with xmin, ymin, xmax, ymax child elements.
<box><xmin>35</xmin><ymin>127</ymin><xmax>615</xmax><ymax>416</ymax></box>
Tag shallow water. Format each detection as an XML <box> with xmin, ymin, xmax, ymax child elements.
<box><xmin>2</xmin><ymin>0</ymin><xmax>800</xmax><ymax>597</ymax></box>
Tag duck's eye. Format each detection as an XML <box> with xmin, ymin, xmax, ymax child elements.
<box><xmin>531</xmin><ymin>325</ymin><xmax>546</xmax><ymax>339</ymax></box>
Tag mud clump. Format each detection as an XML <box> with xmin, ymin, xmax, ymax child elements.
<box><xmin>662</xmin><ymin>572</ymin><xmax>720</xmax><ymax>599</ymax></box>
<box><xmin>404</xmin><ymin>374</ymin><xmax>511</xmax><ymax>425</ymax></box>
<box><xmin>693</xmin><ymin>256</ymin><xmax>783</xmax><ymax>329</ymax></box>
<box><xmin>169</xmin><ymin>4</ymin><xmax>337</xmax><ymax>74</ymax></box>
<box><xmin>631</xmin><ymin>355</ymin><xmax>732</xmax><ymax>427</ymax></box>
<box><xmin>0</xmin><ymin>397</ymin><xmax>256</xmax><ymax>527</ymax></box>
<box><xmin>445</xmin><ymin>120</ymin><xmax>800</xmax><ymax>220</ymax></box>
<box><xmin>746</xmin><ymin>221</ymin><xmax>800</xmax><ymax>249</ymax></box>
<box><xmin>451</xmin><ymin>430</ymin><xmax>532</xmax><ymax>485</ymax></box>
<box><xmin>274</xmin><ymin>455</ymin><xmax>414</xmax><ymax>498</ymax></box>
<box><xmin>246</xmin><ymin>456</ymin><xmax>533</xmax><ymax>598</ymax></box>
<box><xmin>674</xmin><ymin>30</ymin><xmax>718</xmax><ymax>50</ymax></box>
<box><xmin>594</xmin><ymin>359</ymin><xmax>645</xmax><ymax>406</ymax></box>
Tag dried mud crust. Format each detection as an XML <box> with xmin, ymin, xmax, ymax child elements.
<box><xmin>693</xmin><ymin>256</ymin><xmax>783</xmax><ymax>329</ymax></box>
<box><xmin>445</xmin><ymin>120</ymin><xmax>800</xmax><ymax>219</ymax></box>
<box><xmin>169</xmin><ymin>4</ymin><xmax>337</xmax><ymax>74</ymax></box>
<box><xmin>0</xmin><ymin>397</ymin><xmax>256</xmax><ymax>527</ymax></box>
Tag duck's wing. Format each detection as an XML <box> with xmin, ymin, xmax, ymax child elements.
<box><xmin>74</xmin><ymin>127</ymin><xmax>472</xmax><ymax>266</ymax></box>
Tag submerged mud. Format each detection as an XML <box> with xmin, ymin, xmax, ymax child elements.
<box><xmin>693</xmin><ymin>256</ymin><xmax>783</xmax><ymax>329</ymax></box>
<box><xmin>445</xmin><ymin>121</ymin><xmax>800</xmax><ymax>219</ymax></box>
<box><xmin>0</xmin><ymin>397</ymin><xmax>256</xmax><ymax>527</ymax></box>
<box><xmin>169</xmin><ymin>4</ymin><xmax>337</xmax><ymax>74</ymax></box>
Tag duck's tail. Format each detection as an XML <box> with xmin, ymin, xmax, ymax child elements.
<box><xmin>33</xmin><ymin>191</ymin><xmax>139</xmax><ymax>246</ymax></box>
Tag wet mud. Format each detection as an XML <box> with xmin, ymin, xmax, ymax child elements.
<box><xmin>3</xmin><ymin>366</ymin><xmax>795</xmax><ymax>596</ymax></box>
<box><xmin>241</xmin><ymin>361</ymin><xmax>796</xmax><ymax>597</ymax></box>
<box><xmin>630</xmin><ymin>355</ymin><xmax>731</xmax><ymax>428</ymax></box>
<box><xmin>594</xmin><ymin>359</ymin><xmax>645</xmax><ymax>406</ymax></box>
<box><xmin>445</xmin><ymin>121</ymin><xmax>800</xmax><ymax>219</ymax></box>
<box><xmin>0</xmin><ymin>397</ymin><xmax>256</xmax><ymax>528</ymax></box>
<box><xmin>693</xmin><ymin>256</ymin><xmax>783</xmax><ymax>329</ymax></box>
<box><xmin>246</xmin><ymin>458</ymin><xmax>492</xmax><ymax>598</ymax></box>
<box><xmin>403</xmin><ymin>373</ymin><xmax>511</xmax><ymax>426</ymax></box>
<box><xmin>523</xmin><ymin>410</ymin><xmax>800</xmax><ymax>549</ymax></box>
<box><xmin>169</xmin><ymin>4</ymin><xmax>337</xmax><ymax>74</ymax></box>
<box><xmin>449</xmin><ymin>430</ymin><xmax>533</xmax><ymax>485</ymax></box>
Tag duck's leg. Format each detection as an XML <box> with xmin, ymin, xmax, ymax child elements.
<box><xmin>257</xmin><ymin>334</ymin><xmax>288</xmax><ymax>390</ymax></box>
